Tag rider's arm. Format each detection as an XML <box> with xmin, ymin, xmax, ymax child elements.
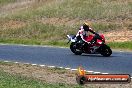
<box><xmin>76</xmin><ymin>26</ymin><xmax>83</xmax><ymax>37</ymax></box>
<box><xmin>89</xmin><ymin>28</ymin><xmax>103</xmax><ymax>41</ymax></box>
<box><xmin>80</xmin><ymin>33</ymin><xmax>87</xmax><ymax>43</ymax></box>
<box><xmin>89</xmin><ymin>27</ymin><xmax>96</xmax><ymax>34</ymax></box>
<box><xmin>76</xmin><ymin>26</ymin><xmax>87</xmax><ymax>42</ymax></box>
<box><xmin>76</xmin><ymin>30</ymin><xmax>81</xmax><ymax>37</ymax></box>
<box><xmin>76</xmin><ymin>28</ymin><xmax>87</xmax><ymax>43</ymax></box>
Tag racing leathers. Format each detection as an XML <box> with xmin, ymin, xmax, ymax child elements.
<box><xmin>76</xmin><ymin>26</ymin><xmax>96</xmax><ymax>44</ymax></box>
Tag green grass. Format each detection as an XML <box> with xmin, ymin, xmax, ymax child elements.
<box><xmin>0</xmin><ymin>22</ymin><xmax>120</xmax><ymax>40</ymax></box>
<box><xmin>108</xmin><ymin>41</ymin><xmax>132</xmax><ymax>50</ymax></box>
<box><xmin>0</xmin><ymin>69</ymin><xmax>83</xmax><ymax>88</ymax></box>
<box><xmin>0</xmin><ymin>61</ymin><xmax>14</xmax><ymax>66</ymax></box>
<box><xmin>0</xmin><ymin>0</ymin><xmax>17</xmax><ymax>6</ymax></box>
<box><xmin>92</xmin><ymin>23</ymin><xmax>120</xmax><ymax>32</ymax></box>
<box><xmin>0</xmin><ymin>38</ymin><xmax>69</xmax><ymax>47</ymax></box>
<box><xmin>0</xmin><ymin>60</ymin><xmax>83</xmax><ymax>88</ymax></box>
<box><xmin>3</xmin><ymin>0</ymin><xmax>131</xmax><ymax>20</ymax></box>
<box><xmin>48</xmin><ymin>67</ymin><xmax>68</xmax><ymax>74</ymax></box>
<box><xmin>0</xmin><ymin>22</ymin><xmax>73</xmax><ymax>40</ymax></box>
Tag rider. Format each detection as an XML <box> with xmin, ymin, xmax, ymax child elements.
<box><xmin>76</xmin><ymin>22</ymin><xmax>97</xmax><ymax>44</ymax></box>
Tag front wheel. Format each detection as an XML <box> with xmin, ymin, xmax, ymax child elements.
<box><xmin>70</xmin><ymin>42</ymin><xmax>82</xmax><ymax>55</ymax></box>
<box><xmin>99</xmin><ymin>45</ymin><xmax>112</xmax><ymax>57</ymax></box>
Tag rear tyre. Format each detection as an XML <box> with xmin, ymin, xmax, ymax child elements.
<box><xmin>70</xmin><ymin>42</ymin><xmax>82</xmax><ymax>55</ymax></box>
<box><xmin>100</xmin><ymin>45</ymin><xmax>112</xmax><ymax>57</ymax></box>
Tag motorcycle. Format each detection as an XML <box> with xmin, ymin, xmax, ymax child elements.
<box><xmin>67</xmin><ymin>33</ymin><xmax>112</xmax><ymax>57</ymax></box>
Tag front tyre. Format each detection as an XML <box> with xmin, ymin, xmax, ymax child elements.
<box><xmin>100</xmin><ymin>45</ymin><xmax>112</xmax><ymax>57</ymax></box>
<box><xmin>70</xmin><ymin>42</ymin><xmax>82</xmax><ymax>55</ymax></box>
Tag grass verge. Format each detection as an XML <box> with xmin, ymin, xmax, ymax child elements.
<box><xmin>0</xmin><ymin>38</ymin><xmax>132</xmax><ymax>51</ymax></box>
<box><xmin>0</xmin><ymin>61</ymin><xmax>83</xmax><ymax>88</ymax></box>
<box><xmin>3</xmin><ymin>0</ymin><xmax>131</xmax><ymax>20</ymax></box>
<box><xmin>0</xmin><ymin>0</ymin><xmax>17</xmax><ymax>6</ymax></box>
<box><xmin>0</xmin><ymin>60</ymin><xmax>132</xmax><ymax>88</ymax></box>
<box><xmin>108</xmin><ymin>41</ymin><xmax>132</xmax><ymax>50</ymax></box>
<box><xmin>0</xmin><ymin>71</ymin><xmax>83</xmax><ymax>88</ymax></box>
<box><xmin>0</xmin><ymin>38</ymin><xmax>69</xmax><ymax>47</ymax></box>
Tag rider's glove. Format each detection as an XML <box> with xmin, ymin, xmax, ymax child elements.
<box><xmin>95</xmin><ymin>33</ymin><xmax>99</xmax><ymax>36</ymax></box>
<box><xmin>87</xmin><ymin>42</ymin><xmax>91</xmax><ymax>44</ymax></box>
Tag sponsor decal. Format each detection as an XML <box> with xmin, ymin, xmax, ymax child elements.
<box><xmin>76</xmin><ymin>66</ymin><xmax>131</xmax><ymax>85</ymax></box>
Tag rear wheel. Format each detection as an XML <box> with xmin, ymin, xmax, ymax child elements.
<box><xmin>100</xmin><ymin>45</ymin><xmax>112</xmax><ymax>57</ymax></box>
<box><xmin>70</xmin><ymin>42</ymin><xmax>82</xmax><ymax>55</ymax></box>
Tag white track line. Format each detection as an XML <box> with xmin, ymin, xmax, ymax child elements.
<box><xmin>2</xmin><ymin>60</ymin><xmax>132</xmax><ymax>79</ymax></box>
<box><xmin>94</xmin><ymin>72</ymin><xmax>101</xmax><ymax>74</ymax></box>
<box><xmin>31</xmin><ymin>64</ymin><xmax>37</xmax><ymax>66</ymax></box>
<box><xmin>39</xmin><ymin>65</ymin><xmax>45</xmax><ymax>67</ymax></box>
<box><xmin>71</xmin><ymin>69</ymin><xmax>78</xmax><ymax>71</ymax></box>
<box><xmin>4</xmin><ymin>60</ymin><xmax>10</xmax><ymax>62</ymax></box>
<box><xmin>0</xmin><ymin>43</ymin><xmax>67</xmax><ymax>49</ymax></box>
<box><xmin>48</xmin><ymin>66</ymin><xmax>55</xmax><ymax>68</ymax></box>
<box><xmin>86</xmin><ymin>71</ymin><xmax>94</xmax><ymax>73</ymax></box>
<box><xmin>102</xmin><ymin>73</ymin><xmax>109</xmax><ymax>74</ymax></box>
<box><xmin>14</xmin><ymin>62</ymin><xmax>19</xmax><ymax>64</ymax></box>
<box><xmin>24</xmin><ymin>63</ymin><xmax>30</xmax><ymax>65</ymax></box>
<box><xmin>65</xmin><ymin>68</ymin><xmax>71</xmax><ymax>70</ymax></box>
<box><xmin>58</xmin><ymin>67</ymin><xmax>63</xmax><ymax>69</ymax></box>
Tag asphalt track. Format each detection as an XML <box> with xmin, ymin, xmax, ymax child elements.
<box><xmin>0</xmin><ymin>44</ymin><xmax>132</xmax><ymax>76</ymax></box>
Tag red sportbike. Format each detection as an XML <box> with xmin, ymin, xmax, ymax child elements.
<box><xmin>67</xmin><ymin>33</ymin><xmax>112</xmax><ymax>57</ymax></box>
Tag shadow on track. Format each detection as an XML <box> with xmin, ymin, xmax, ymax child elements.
<box><xmin>72</xmin><ymin>54</ymin><xmax>116</xmax><ymax>58</ymax></box>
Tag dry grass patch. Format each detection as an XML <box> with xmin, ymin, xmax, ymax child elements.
<box><xmin>0</xmin><ymin>62</ymin><xmax>77</xmax><ymax>84</ymax></box>
<box><xmin>104</xmin><ymin>29</ymin><xmax>132</xmax><ymax>42</ymax></box>
<box><xmin>0</xmin><ymin>20</ymin><xmax>26</xmax><ymax>29</ymax></box>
